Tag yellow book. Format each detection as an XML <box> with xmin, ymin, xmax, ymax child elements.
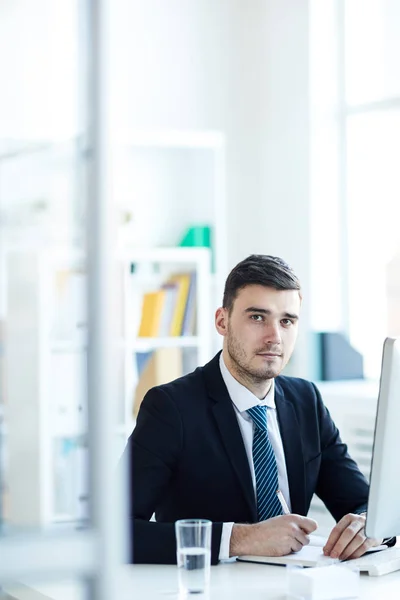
<box><xmin>168</xmin><ymin>274</ymin><xmax>191</xmax><ymax>336</ymax></box>
<box><xmin>133</xmin><ymin>348</ymin><xmax>183</xmax><ymax>417</ymax></box>
<box><xmin>138</xmin><ymin>290</ymin><xmax>166</xmax><ymax>337</ymax></box>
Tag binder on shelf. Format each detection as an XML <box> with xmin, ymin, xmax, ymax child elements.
<box><xmin>133</xmin><ymin>347</ymin><xmax>183</xmax><ymax>417</ymax></box>
<box><xmin>179</xmin><ymin>225</ymin><xmax>211</xmax><ymax>249</ymax></box>
<box><xmin>135</xmin><ymin>351</ymin><xmax>153</xmax><ymax>376</ymax></box>
<box><xmin>135</xmin><ymin>269</ymin><xmax>197</xmax><ymax>339</ymax></box>
<box><xmin>158</xmin><ymin>282</ymin><xmax>179</xmax><ymax>337</ymax></box>
<box><xmin>138</xmin><ymin>289</ymin><xmax>166</xmax><ymax>337</ymax></box>
<box><xmin>168</xmin><ymin>273</ymin><xmax>191</xmax><ymax>336</ymax></box>
<box><xmin>181</xmin><ymin>272</ymin><xmax>197</xmax><ymax>336</ymax></box>
<box><xmin>179</xmin><ymin>225</ymin><xmax>214</xmax><ymax>272</ymax></box>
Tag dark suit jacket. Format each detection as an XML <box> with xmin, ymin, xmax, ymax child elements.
<box><xmin>124</xmin><ymin>352</ymin><xmax>369</xmax><ymax>565</ymax></box>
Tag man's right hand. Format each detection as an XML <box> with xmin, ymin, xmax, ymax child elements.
<box><xmin>229</xmin><ymin>514</ymin><xmax>318</xmax><ymax>557</ymax></box>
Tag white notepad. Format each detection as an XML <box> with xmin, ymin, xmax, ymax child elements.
<box><xmin>236</xmin><ymin>534</ymin><xmax>388</xmax><ymax>568</ymax></box>
<box><xmin>238</xmin><ymin>544</ymin><xmax>339</xmax><ymax>567</ymax></box>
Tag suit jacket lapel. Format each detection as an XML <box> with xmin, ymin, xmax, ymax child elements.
<box><xmin>203</xmin><ymin>354</ymin><xmax>257</xmax><ymax>521</ymax></box>
<box><xmin>275</xmin><ymin>379</ymin><xmax>307</xmax><ymax>515</ymax></box>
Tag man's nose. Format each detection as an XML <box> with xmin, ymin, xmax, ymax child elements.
<box><xmin>263</xmin><ymin>322</ymin><xmax>282</xmax><ymax>344</ymax></box>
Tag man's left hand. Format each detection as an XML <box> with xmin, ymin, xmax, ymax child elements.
<box><xmin>323</xmin><ymin>513</ymin><xmax>382</xmax><ymax>560</ymax></box>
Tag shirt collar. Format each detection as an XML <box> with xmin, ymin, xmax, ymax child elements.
<box><xmin>219</xmin><ymin>352</ymin><xmax>276</xmax><ymax>413</ymax></box>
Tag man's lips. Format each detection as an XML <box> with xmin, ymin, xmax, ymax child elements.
<box><xmin>256</xmin><ymin>352</ymin><xmax>282</xmax><ymax>357</ymax></box>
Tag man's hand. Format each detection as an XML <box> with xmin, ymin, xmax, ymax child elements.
<box><xmin>323</xmin><ymin>513</ymin><xmax>382</xmax><ymax>560</ymax></box>
<box><xmin>230</xmin><ymin>514</ymin><xmax>318</xmax><ymax>557</ymax></box>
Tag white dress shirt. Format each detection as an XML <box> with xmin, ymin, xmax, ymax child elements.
<box><xmin>218</xmin><ymin>353</ymin><xmax>292</xmax><ymax>560</ymax></box>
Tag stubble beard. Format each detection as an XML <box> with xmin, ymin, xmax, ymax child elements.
<box><xmin>226</xmin><ymin>328</ymin><xmax>279</xmax><ymax>385</ymax></box>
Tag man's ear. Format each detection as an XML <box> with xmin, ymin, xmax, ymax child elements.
<box><xmin>215</xmin><ymin>307</ymin><xmax>228</xmax><ymax>336</ymax></box>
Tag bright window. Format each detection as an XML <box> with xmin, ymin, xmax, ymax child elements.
<box><xmin>345</xmin><ymin>0</ymin><xmax>400</xmax><ymax>105</ymax></box>
<box><xmin>343</xmin><ymin>0</ymin><xmax>400</xmax><ymax>377</ymax></box>
<box><xmin>346</xmin><ymin>110</ymin><xmax>400</xmax><ymax>376</ymax></box>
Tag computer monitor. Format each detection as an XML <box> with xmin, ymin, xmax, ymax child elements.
<box><xmin>365</xmin><ymin>337</ymin><xmax>400</xmax><ymax>539</ymax></box>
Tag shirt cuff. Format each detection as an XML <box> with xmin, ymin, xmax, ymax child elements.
<box><xmin>218</xmin><ymin>522</ymin><xmax>235</xmax><ymax>561</ymax></box>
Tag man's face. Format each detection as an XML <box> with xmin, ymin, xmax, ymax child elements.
<box><xmin>215</xmin><ymin>284</ymin><xmax>301</xmax><ymax>382</ymax></box>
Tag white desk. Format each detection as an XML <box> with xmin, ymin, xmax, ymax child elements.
<box><xmin>5</xmin><ymin>562</ymin><xmax>400</xmax><ymax>600</ymax></box>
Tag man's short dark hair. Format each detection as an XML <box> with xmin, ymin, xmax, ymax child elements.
<box><xmin>222</xmin><ymin>254</ymin><xmax>301</xmax><ymax>312</ymax></box>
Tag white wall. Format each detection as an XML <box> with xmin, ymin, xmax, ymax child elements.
<box><xmin>0</xmin><ymin>0</ymin><xmax>78</xmax><ymax>141</ymax></box>
<box><xmin>110</xmin><ymin>0</ymin><xmax>313</xmax><ymax>377</ymax></box>
<box><xmin>309</xmin><ymin>0</ymin><xmax>344</xmax><ymax>334</ymax></box>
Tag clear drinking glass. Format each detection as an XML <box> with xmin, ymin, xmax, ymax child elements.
<box><xmin>175</xmin><ymin>519</ymin><xmax>212</xmax><ymax>594</ymax></box>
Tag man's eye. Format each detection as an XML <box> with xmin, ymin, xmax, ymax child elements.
<box><xmin>281</xmin><ymin>319</ymin><xmax>293</xmax><ymax>326</ymax></box>
<box><xmin>250</xmin><ymin>314</ymin><xmax>263</xmax><ymax>322</ymax></box>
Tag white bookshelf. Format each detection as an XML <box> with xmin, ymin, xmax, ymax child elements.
<box><xmin>117</xmin><ymin>246</ymin><xmax>213</xmax><ymax>440</ymax></box>
<box><xmin>4</xmin><ymin>250</ymin><xmax>87</xmax><ymax>528</ymax></box>
<box><xmin>1</xmin><ymin>127</ymin><xmax>226</xmax><ymax>528</ymax></box>
<box><xmin>0</xmin><ymin>129</ymin><xmax>227</xmax><ymax>339</ymax></box>
<box><xmin>4</xmin><ymin>246</ymin><xmax>213</xmax><ymax>527</ymax></box>
<box><xmin>114</xmin><ymin>129</ymin><xmax>227</xmax><ymax>318</ymax></box>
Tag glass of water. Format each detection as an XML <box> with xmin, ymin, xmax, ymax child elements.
<box><xmin>175</xmin><ymin>519</ymin><xmax>212</xmax><ymax>594</ymax></box>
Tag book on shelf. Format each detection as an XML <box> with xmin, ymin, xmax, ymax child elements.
<box><xmin>168</xmin><ymin>273</ymin><xmax>191</xmax><ymax>336</ymax></box>
<box><xmin>158</xmin><ymin>282</ymin><xmax>179</xmax><ymax>337</ymax></box>
<box><xmin>138</xmin><ymin>289</ymin><xmax>166</xmax><ymax>337</ymax></box>
<box><xmin>181</xmin><ymin>272</ymin><xmax>197</xmax><ymax>336</ymax></box>
<box><xmin>136</xmin><ymin>271</ymin><xmax>196</xmax><ymax>338</ymax></box>
<box><xmin>133</xmin><ymin>347</ymin><xmax>183</xmax><ymax>417</ymax></box>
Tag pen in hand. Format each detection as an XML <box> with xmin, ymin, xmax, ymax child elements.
<box><xmin>277</xmin><ymin>489</ymin><xmax>320</xmax><ymax>548</ymax></box>
<box><xmin>276</xmin><ymin>489</ymin><xmax>290</xmax><ymax>515</ymax></box>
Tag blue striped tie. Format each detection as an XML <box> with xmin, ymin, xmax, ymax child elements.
<box><xmin>247</xmin><ymin>405</ymin><xmax>282</xmax><ymax>521</ymax></box>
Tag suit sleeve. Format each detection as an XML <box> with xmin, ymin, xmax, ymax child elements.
<box><xmin>312</xmin><ymin>383</ymin><xmax>370</xmax><ymax>521</ymax></box>
<box><xmin>124</xmin><ymin>386</ymin><xmax>223</xmax><ymax>564</ymax></box>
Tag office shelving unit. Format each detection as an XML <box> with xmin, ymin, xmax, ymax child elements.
<box><xmin>0</xmin><ymin>127</ymin><xmax>227</xmax><ymax>530</ymax></box>
<box><xmin>116</xmin><ymin>246</ymin><xmax>213</xmax><ymax>442</ymax></box>
<box><xmin>4</xmin><ymin>245</ymin><xmax>212</xmax><ymax>527</ymax></box>
<box><xmin>114</xmin><ymin>129</ymin><xmax>227</xmax><ymax>320</ymax></box>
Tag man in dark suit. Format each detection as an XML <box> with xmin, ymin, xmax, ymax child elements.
<box><xmin>125</xmin><ymin>255</ymin><xmax>384</xmax><ymax>565</ymax></box>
